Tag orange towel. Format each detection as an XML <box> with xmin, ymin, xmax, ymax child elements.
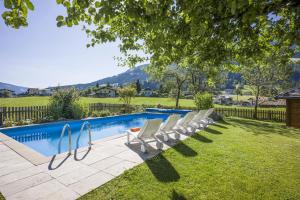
<box><xmin>130</xmin><ymin>127</ymin><xmax>141</xmax><ymax>132</ymax></box>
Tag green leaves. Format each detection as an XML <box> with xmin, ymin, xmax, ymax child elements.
<box><xmin>4</xmin><ymin>0</ymin><xmax>12</xmax><ymax>9</ymax></box>
<box><xmin>56</xmin><ymin>15</ymin><xmax>64</xmax><ymax>21</ymax></box>
<box><xmin>24</xmin><ymin>0</ymin><xmax>34</xmax><ymax>11</ymax></box>
<box><xmin>95</xmin><ymin>1</ymin><xmax>101</xmax><ymax>8</ymax></box>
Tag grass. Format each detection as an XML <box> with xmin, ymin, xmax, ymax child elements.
<box><xmin>0</xmin><ymin>96</ymin><xmax>285</xmax><ymax>110</ymax></box>
<box><xmin>79</xmin><ymin>118</ymin><xmax>300</xmax><ymax>200</ymax></box>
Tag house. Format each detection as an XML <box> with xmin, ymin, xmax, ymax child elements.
<box><xmin>0</xmin><ymin>89</ymin><xmax>15</xmax><ymax>97</ymax></box>
<box><xmin>275</xmin><ymin>88</ymin><xmax>300</xmax><ymax>128</ymax></box>
<box><xmin>224</xmin><ymin>89</ymin><xmax>234</xmax><ymax>95</ymax></box>
<box><xmin>27</xmin><ymin>88</ymin><xmax>52</xmax><ymax>96</ymax></box>
<box><xmin>27</xmin><ymin>88</ymin><xmax>40</xmax><ymax>95</ymax></box>
<box><xmin>142</xmin><ymin>88</ymin><xmax>153</xmax><ymax>97</ymax></box>
<box><xmin>95</xmin><ymin>86</ymin><xmax>117</xmax><ymax>97</ymax></box>
<box><xmin>39</xmin><ymin>89</ymin><xmax>52</xmax><ymax>96</ymax></box>
<box><xmin>214</xmin><ymin>95</ymin><xmax>234</xmax><ymax>105</ymax></box>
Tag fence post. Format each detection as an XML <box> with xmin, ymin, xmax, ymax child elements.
<box><xmin>0</xmin><ymin>107</ymin><xmax>2</xmax><ymax>126</ymax></box>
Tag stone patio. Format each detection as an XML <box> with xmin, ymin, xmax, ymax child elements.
<box><xmin>0</xmin><ymin>132</ymin><xmax>189</xmax><ymax>200</ymax></box>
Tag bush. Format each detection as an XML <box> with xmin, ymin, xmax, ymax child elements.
<box><xmin>91</xmin><ymin>110</ymin><xmax>112</xmax><ymax>117</ymax></box>
<box><xmin>194</xmin><ymin>92</ymin><xmax>214</xmax><ymax>110</ymax></box>
<box><xmin>3</xmin><ymin>119</ymin><xmax>15</xmax><ymax>127</ymax></box>
<box><xmin>72</xmin><ymin>102</ymin><xmax>88</xmax><ymax>119</ymax></box>
<box><xmin>48</xmin><ymin>88</ymin><xmax>85</xmax><ymax>120</ymax></box>
<box><xmin>118</xmin><ymin>86</ymin><xmax>136</xmax><ymax>105</ymax></box>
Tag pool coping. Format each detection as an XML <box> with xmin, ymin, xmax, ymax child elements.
<box><xmin>0</xmin><ymin>131</ymin><xmax>127</xmax><ymax>166</ymax></box>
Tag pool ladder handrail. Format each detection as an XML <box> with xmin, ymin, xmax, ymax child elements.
<box><xmin>78</xmin><ymin>121</ymin><xmax>92</xmax><ymax>148</ymax></box>
<box><xmin>58</xmin><ymin>124</ymin><xmax>72</xmax><ymax>154</ymax></box>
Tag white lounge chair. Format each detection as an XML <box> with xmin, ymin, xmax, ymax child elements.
<box><xmin>173</xmin><ymin>111</ymin><xmax>197</xmax><ymax>134</ymax></box>
<box><xmin>189</xmin><ymin>109</ymin><xmax>209</xmax><ymax>131</ymax></box>
<box><xmin>159</xmin><ymin>114</ymin><xmax>182</xmax><ymax>142</ymax></box>
<box><xmin>126</xmin><ymin>119</ymin><xmax>163</xmax><ymax>153</ymax></box>
<box><xmin>190</xmin><ymin>108</ymin><xmax>215</xmax><ymax>130</ymax></box>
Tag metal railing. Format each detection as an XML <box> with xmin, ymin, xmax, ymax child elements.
<box><xmin>77</xmin><ymin>121</ymin><xmax>92</xmax><ymax>148</ymax></box>
<box><xmin>58</xmin><ymin>124</ymin><xmax>72</xmax><ymax>154</ymax></box>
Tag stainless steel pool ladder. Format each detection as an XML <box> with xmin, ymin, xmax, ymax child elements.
<box><xmin>58</xmin><ymin>124</ymin><xmax>72</xmax><ymax>154</ymax></box>
<box><xmin>78</xmin><ymin>121</ymin><xmax>92</xmax><ymax>147</ymax></box>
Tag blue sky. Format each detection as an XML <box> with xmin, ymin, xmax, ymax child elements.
<box><xmin>0</xmin><ymin>1</ymin><xmax>140</xmax><ymax>88</ymax></box>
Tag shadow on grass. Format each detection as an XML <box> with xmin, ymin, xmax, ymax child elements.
<box><xmin>156</xmin><ymin>135</ymin><xmax>197</xmax><ymax>157</ymax></box>
<box><xmin>210</xmin><ymin>123</ymin><xmax>228</xmax><ymax>129</ymax></box>
<box><xmin>228</xmin><ymin>117</ymin><xmax>300</xmax><ymax>138</ymax></box>
<box><xmin>170</xmin><ymin>189</ymin><xmax>187</xmax><ymax>200</ymax></box>
<box><xmin>145</xmin><ymin>154</ymin><xmax>180</xmax><ymax>182</ymax></box>
<box><xmin>191</xmin><ymin>134</ymin><xmax>213</xmax><ymax>143</ymax></box>
<box><xmin>205</xmin><ymin>127</ymin><xmax>223</xmax><ymax>135</ymax></box>
<box><xmin>172</xmin><ymin>141</ymin><xmax>197</xmax><ymax>157</ymax></box>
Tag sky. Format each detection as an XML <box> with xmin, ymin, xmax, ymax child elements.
<box><xmin>0</xmin><ymin>1</ymin><xmax>141</xmax><ymax>88</ymax></box>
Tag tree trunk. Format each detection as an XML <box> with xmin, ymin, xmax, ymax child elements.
<box><xmin>253</xmin><ymin>86</ymin><xmax>260</xmax><ymax>119</ymax></box>
<box><xmin>175</xmin><ymin>86</ymin><xmax>180</xmax><ymax>108</ymax></box>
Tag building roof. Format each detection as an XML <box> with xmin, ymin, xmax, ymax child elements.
<box><xmin>0</xmin><ymin>89</ymin><xmax>15</xmax><ymax>92</ymax></box>
<box><xmin>275</xmin><ymin>88</ymin><xmax>300</xmax><ymax>100</ymax></box>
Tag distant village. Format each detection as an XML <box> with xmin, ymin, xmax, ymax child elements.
<box><xmin>0</xmin><ymin>81</ymin><xmax>285</xmax><ymax>108</ymax></box>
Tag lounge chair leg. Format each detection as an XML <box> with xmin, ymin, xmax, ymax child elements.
<box><xmin>156</xmin><ymin>141</ymin><xmax>163</xmax><ymax>150</ymax></box>
<box><xmin>141</xmin><ymin>144</ymin><xmax>147</xmax><ymax>153</ymax></box>
<box><xmin>175</xmin><ymin>132</ymin><xmax>180</xmax><ymax>140</ymax></box>
<box><xmin>163</xmin><ymin>134</ymin><xmax>169</xmax><ymax>142</ymax></box>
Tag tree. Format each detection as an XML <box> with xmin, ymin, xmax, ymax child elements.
<box><xmin>161</xmin><ymin>65</ymin><xmax>188</xmax><ymax>108</ymax></box>
<box><xmin>136</xmin><ymin>79</ymin><xmax>141</xmax><ymax>94</ymax></box>
<box><xmin>96</xmin><ymin>82</ymin><xmax>99</xmax><ymax>88</ymax></box>
<box><xmin>2</xmin><ymin>1</ymin><xmax>298</xmax><ymax>72</ymax></box>
<box><xmin>118</xmin><ymin>86</ymin><xmax>136</xmax><ymax>106</ymax></box>
<box><xmin>240</xmin><ymin>49</ymin><xmax>293</xmax><ymax>118</ymax></box>
<box><xmin>234</xmin><ymin>83</ymin><xmax>243</xmax><ymax>101</ymax></box>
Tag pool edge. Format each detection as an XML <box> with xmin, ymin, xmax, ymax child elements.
<box><xmin>0</xmin><ymin>132</ymin><xmax>49</xmax><ymax>165</ymax></box>
<box><xmin>0</xmin><ymin>131</ymin><xmax>127</xmax><ymax>166</ymax></box>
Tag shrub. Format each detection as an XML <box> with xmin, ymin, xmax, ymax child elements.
<box><xmin>72</xmin><ymin>102</ymin><xmax>88</xmax><ymax>119</ymax></box>
<box><xmin>91</xmin><ymin>110</ymin><xmax>112</xmax><ymax>117</ymax></box>
<box><xmin>194</xmin><ymin>92</ymin><xmax>214</xmax><ymax>110</ymax></box>
<box><xmin>3</xmin><ymin>119</ymin><xmax>15</xmax><ymax>127</ymax></box>
<box><xmin>118</xmin><ymin>86</ymin><xmax>136</xmax><ymax>106</ymax></box>
<box><xmin>48</xmin><ymin>87</ymin><xmax>84</xmax><ymax>120</ymax></box>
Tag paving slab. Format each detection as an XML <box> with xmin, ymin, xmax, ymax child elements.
<box><xmin>6</xmin><ymin>179</ymin><xmax>71</xmax><ymax>200</ymax></box>
<box><xmin>69</xmin><ymin>171</ymin><xmax>114</xmax><ymax>195</ymax></box>
<box><xmin>56</xmin><ymin>165</ymin><xmax>99</xmax><ymax>186</ymax></box>
<box><xmin>0</xmin><ymin>165</ymin><xmax>47</xmax><ymax>186</ymax></box>
<box><xmin>102</xmin><ymin>160</ymin><xmax>137</xmax><ymax>177</ymax></box>
<box><xmin>0</xmin><ymin>173</ymin><xmax>52</xmax><ymax>196</ymax></box>
<box><xmin>89</xmin><ymin>156</ymin><xmax>123</xmax><ymax>171</ymax></box>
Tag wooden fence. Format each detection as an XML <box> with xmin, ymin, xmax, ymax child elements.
<box><xmin>0</xmin><ymin>103</ymin><xmax>286</xmax><ymax>126</ymax></box>
<box><xmin>214</xmin><ymin>108</ymin><xmax>286</xmax><ymax>122</ymax></box>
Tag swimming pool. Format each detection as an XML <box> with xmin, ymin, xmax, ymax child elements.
<box><xmin>0</xmin><ymin>113</ymin><xmax>169</xmax><ymax>156</ymax></box>
<box><xmin>145</xmin><ymin>108</ymin><xmax>192</xmax><ymax>116</ymax></box>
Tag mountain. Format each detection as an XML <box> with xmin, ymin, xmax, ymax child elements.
<box><xmin>55</xmin><ymin>64</ymin><xmax>159</xmax><ymax>90</ymax></box>
<box><xmin>0</xmin><ymin>82</ymin><xmax>28</xmax><ymax>94</ymax></box>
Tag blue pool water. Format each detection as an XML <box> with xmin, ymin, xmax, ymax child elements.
<box><xmin>0</xmin><ymin>113</ymin><xmax>169</xmax><ymax>156</ymax></box>
<box><xmin>145</xmin><ymin>108</ymin><xmax>192</xmax><ymax>116</ymax></box>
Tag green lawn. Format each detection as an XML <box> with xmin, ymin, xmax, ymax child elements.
<box><xmin>80</xmin><ymin>118</ymin><xmax>300</xmax><ymax>200</ymax></box>
<box><xmin>0</xmin><ymin>96</ymin><xmax>194</xmax><ymax>107</ymax></box>
<box><xmin>0</xmin><ymin>96</ymin><xmax>285</xmax><ymax>110</ymax></box>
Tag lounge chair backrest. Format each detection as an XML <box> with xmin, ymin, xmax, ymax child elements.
<box><xmin>193</xmin><ymin>110</ymin><xmax>208</xmax><ymax>121</ymax></box>
<box><xmin>178</xmin><ymin>112</ymin><xmax>196</xmax><ymax>126</ymax></box>
<box><xmin>161</xmin><ymin>114</ymin><xmax>181</xmax><ymax>131</ymax></box>
<box><xmin>204</xmin><ymin>108</ymin><xmax>214</xmax><ymax>118</ymax></box>
<box><xmin>138</xmin><ymin>119</ymin><xmax>163</xmax><ymax>139</ymax></box>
